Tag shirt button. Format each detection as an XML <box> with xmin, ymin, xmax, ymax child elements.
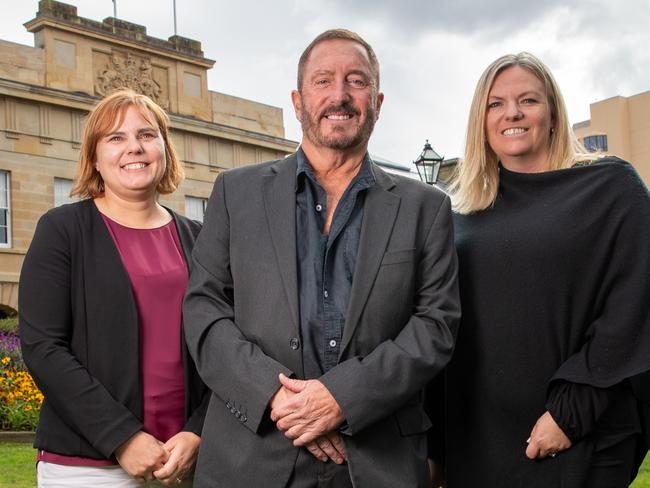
<box><xmin>329</xmin><ymin>339</ymin><xmax>337</xmax><ymax>348</ymax></box>
<box><xmin>289</xmin><ymin>337</ymin><xmax>300</xmax><ymax>350</ymax></box>
<box><xmin>323</xmin><ymin>290</ymin><xmax>329</xmax><ymax>298</ymax></box>
<box><xmin>316</xmin><ymin>204</ymin><xmax>323</xmax><ymax>212</ymax></box>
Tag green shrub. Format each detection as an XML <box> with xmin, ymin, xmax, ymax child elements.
<box><xmin>0</xmin><ymin>317</ymin><xmax>18</xmax><ymax>334</ymax></box>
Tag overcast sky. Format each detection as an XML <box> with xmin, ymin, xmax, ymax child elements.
<box><xmin>1</xmin><ymin>0</ymin><xmax>649</xmax><ymax>168</ymax></box>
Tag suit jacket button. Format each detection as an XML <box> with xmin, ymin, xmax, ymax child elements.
<box><xmin>240</xmin><ymin>414</ymin><xmax>247</xmax><ymax>423</ymax></box>
<box><xmin>289</xmin><ymin>337</ymin><xmax>300</xmax><ymax>350</ymax></box>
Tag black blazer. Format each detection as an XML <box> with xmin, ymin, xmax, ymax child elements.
<box><xmin>19</xmin><ymin>198</ymin><xmax>208</xmax><ymax>460</ymax></box>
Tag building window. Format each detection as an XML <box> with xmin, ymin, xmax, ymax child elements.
<box><xmin>185</xmin><ymin>196</ymin><xmax>207</xmax><ymax>222</ymax></box>
<box><xmin>54</xmin><ymin>178</ymin><xmax>75</xmax><ymax>207</ymax></box>
<box><xmin>0</xmin><ymin>171</ymin><xmax>11</xmax><ymax>248</ymax></box>
<box><xmin>583</xmin><ymin>134</ymin><xmax>608</xmax><ymax>152</ymax></box>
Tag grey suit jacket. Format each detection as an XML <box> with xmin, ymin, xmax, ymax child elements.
<box><xmin>184</xmin><ymin>153</ymin><xmax>460</xmax><ymax>487</ymax></box>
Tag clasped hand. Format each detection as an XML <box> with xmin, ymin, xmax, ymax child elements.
<box><xmin>270</xmin><ymin>373</ymin><xmax>347</xmax><ymax>464</ymax></box>
<box><xmin>115</xmin><ymin>430</ymin><xmax>200</xmax><ymax>485</ymax></box>
<box><xmin>525</xmin><ymin>411</ymin><xmax>572</xmax><ymax>460</ymax></box>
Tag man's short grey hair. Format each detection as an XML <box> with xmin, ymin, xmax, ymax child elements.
<box><xmin>297</xmin><ymin>28</ymin><xmax>380</xmax><ymax>91</ymax></box>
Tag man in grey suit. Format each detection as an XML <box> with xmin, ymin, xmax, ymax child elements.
<box><xmin>184</xmin><ymin>29</ymin><xmax>460</xmax><ymax>487</ymax></box>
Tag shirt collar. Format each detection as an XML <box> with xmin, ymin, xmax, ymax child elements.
<box><xmin>295</xmin><ymin>146</ymin><xmax>376</xmax><ymax>192</ymax></box>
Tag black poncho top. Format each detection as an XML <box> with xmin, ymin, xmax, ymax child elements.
<box><xmin>445</xmin><ymin>157</ymin><xmax>650</xmax><ymax>487</ymax></box>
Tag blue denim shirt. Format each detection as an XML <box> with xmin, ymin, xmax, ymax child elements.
<box><xmin>295</xmin><ymin>148</ymin><xmax>376</xmax><ymax>378</ymax></box>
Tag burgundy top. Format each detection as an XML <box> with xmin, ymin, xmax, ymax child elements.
<box><xmin>39</xmin><ymin>214</ymin><xmax>188</xmax><ymax>467</ymax></box>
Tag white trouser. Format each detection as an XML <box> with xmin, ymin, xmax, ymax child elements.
<box><xmin>37</xmin><ymin>461</ymin><xmax>192</xmax><ymax>487</ymax></box>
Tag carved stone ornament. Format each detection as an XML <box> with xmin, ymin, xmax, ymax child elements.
<box><xmin>95</xmin><ymin>53</ymin><xmax>168</xmax><ymax>108</ymax></box>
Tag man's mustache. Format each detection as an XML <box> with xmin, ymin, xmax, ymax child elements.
<box><xmin>319</xmin><ymin>102</ymin><xmax>361</xmax><ymax>119</ymax></box>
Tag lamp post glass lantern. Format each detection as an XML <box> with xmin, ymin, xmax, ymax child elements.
<box><xmin>414</xmin><ymin>140</ymin><xmax>444</xmax><ymax>185</ymax></box>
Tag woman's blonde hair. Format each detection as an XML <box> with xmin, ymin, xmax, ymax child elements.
<box><xmin>451</xmin><ymin>52</ymin><xmax>598</xmax><ymax>214</ymax></box>
<box><xmin>71</xmin><ymin>89</ymin><xmax>183</xmax><ymax>199</ymax></box>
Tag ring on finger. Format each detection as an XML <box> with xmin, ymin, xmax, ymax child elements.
<box><xmin>548</xmin><ymin>451</ymin><xmax>557</xmax><ymax>458</ymax></box>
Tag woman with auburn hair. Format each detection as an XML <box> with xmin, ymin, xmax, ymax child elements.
<box><xmin>441</xmin><ymin>52</ymin><xmax>650</xmax><ymax>486</ymax></box>
<box><xmin>19</xmin><ymin>89</ymin><xmax>208</xmax><ymax>487</ymax></box>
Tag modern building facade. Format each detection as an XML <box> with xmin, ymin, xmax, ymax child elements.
<box><xmin>573</xmin><ymin>90</ymin><xmax>650</xmax><ymax>186</ymax></box>
<box><xmin>0</xmin><ymin>0</ymin><xmax>297</xmax><ymax>314</ymax></box>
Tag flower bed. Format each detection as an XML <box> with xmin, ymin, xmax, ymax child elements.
<box><xmin>0</xmin><ymin>318</ymin><xmax>42</xmax><ymax>431</ymax></box>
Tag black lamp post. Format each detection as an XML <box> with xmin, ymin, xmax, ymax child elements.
<box><xmin>413</xmin><ymin>139</ymin><xmax>444</xmax><ymax>185</ymax></box>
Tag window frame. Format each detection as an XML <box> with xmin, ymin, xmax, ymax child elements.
<box><xmin>53</xmin><ymin>177</ymin><xmax>75</xmax><ymax>207</ymax></box>
<box><xmin>184</xmin><ymin>195</ymin><xmax>208</xmax><ymax>223</ymax></box>
<box><xmin>0</xmin><ymin>171</ymin><xmax>12</xmax><ymax>249</ymax></box>
<box><xmin>583</xmin><ymin>134</ymin><xmax>608</xmax><ymax>152</ymax></box>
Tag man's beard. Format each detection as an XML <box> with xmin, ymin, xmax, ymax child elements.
<box><xmin>300</xmin><ymin>97</ymin><xmax>377</xmax><ymax>151</ymax></box>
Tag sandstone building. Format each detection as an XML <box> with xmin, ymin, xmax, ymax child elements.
<box><xmin>0</xmin><ymin>0</ymin><xmax>296</xmax><ymax>314</ymax></box>
<box><xmin>573</xmin><ymin>91</ymin><xmax>650</xmax><ymax>187</ymax></box>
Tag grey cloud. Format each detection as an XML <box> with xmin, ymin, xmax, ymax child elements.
<box><xmin>322</xmin><ymin>0</ymin><xmax>572</xmax><ymax>38</ymax></box>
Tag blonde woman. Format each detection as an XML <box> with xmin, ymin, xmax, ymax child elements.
<box><xmin>20</xmin><ymin>90</ymin><xmax>207</xmax><ymax>487</ymax></box>
<box><xmin>441</xmin><ymin>53</ymin><xmax>650</xmax><ymax>487</ymax></box>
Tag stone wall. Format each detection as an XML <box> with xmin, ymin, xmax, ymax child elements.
<box><xmin>0</xmin><ymin>41</ymin><xmax>45</xmax><ymax>86</ymax></box>
<box><xmin>211</xmin><ymin>92</ymin><xmax>285</xmax><ymax>139</ymax></box>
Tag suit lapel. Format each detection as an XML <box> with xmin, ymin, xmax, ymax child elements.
<box><xmin>340</xmin><ymin>166</ymin><xmax>400</xmax><ymax>355</ymax></box>
<box><xmin>78</xmin><ymin>200</ymin><xmax>141</xmax><ymax>406</ymax></box>
<box><xmin>262</xmin><ymin>155</ymin><xmax>300</xmax><ymax>332</ymax></box>
<box><xmin>82</xmin><ymin>200</ymin><xmax>139</xmax><ymax>326</ymax></box>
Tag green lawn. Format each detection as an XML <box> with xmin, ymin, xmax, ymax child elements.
<box><xmin>0</xmin><ymin>442</ymin><xmax>36</xmax><ymax>488</ymax></box>
<box><xmin>633</xmin><ymin>452</ymin><xmax>650</xmax><ymax>488</ymax></box>
<box><xmin>0</xmin><ymin>441</ymin><xmax>648</xmax><ymax>487</ymax></box>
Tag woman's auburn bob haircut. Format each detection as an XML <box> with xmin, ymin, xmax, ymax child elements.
<box><xmin>71</xmin><ymin>89</ymin><xmax>184</xmax><ymax>199</ymax></box>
